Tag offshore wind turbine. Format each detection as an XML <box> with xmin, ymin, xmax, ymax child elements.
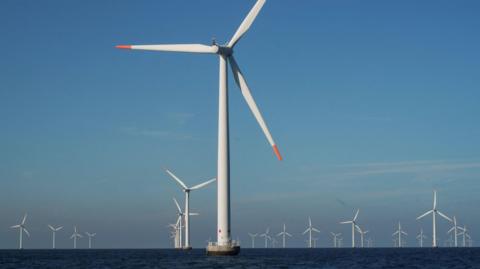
<box><xmin>355</xmin><ymin>225</ymin><xmax>368</xmax><ymax>248</ymax></box>
<box><xmin>248</xmin><ymin>233</ymin><xmax>258</xmax><ymax>248</ymax></box>
<box><xmin>116</xmin><ymin>0</ymin><xmax>282</xmax><ymax>255</ymax></box>
<box><xmin>165</xmin><ymin>169</ymin><xmax>215</xmax><ymax>249</ymax></box>
<box><xmin>48</xmin><ymin>225</ymin><xmax>63</xmax><ymax>249</ymax></box>
<box><xmin>10</xmin><ymin>213</ymin><xmax>30</xmax><ymax>249</ymax></box>
<box><xmin>172</xmin><ymin>197</ymin><xmax>198</xmax><ymax>249</ymax></box>
<box><xmin>303</xmin><ymin>217</ymin><xmax>320</xmax><ymax>248</ymax></box>
<box><xmin>459</xmin><ymin>225</ymin><xmax>469</xmax><ymax>247</ymax></box>
<box><xmin>447</xmin><ymin>216</ymin><xmax>462</xmax><ymax>247</ymax></box>
<box><xmin>331</xmin><ymin>232</ymin><xmax>341</xmax><ymax>248</ymax></box>
<box><xmin>260</xmin><ymin>228</ymin><xmax>271</xmax><ymax>248</ymax></box>
<box><xmin>392</xmin><ymin>222</ymin><xmax>407</xmax><ymax>248</ymax></box>
<box><xmin>70</xmin><ymin>226</ymin><xmax>83</xmax><ymax>249</ymax></box>
<box><xmin>276</xmin><ymin>224</ymin><xmax>292</xmax><ymax>248</ymax></box>
<box><xmin>340</xmin><ymin>209</ymin><xmax>360</xmax><ymax>248</ymax></box>
<box><xmin>416</xmin><ymin>190</ymin><xmax>452</xmax><ymax>247</ymax></box>
<box><xmin>85</xmin><ymin>232</ymin><xmax>96</xmax><ymax>249</ymax></box>
<box><xmin>417</xmin><ymin>228</ymin><xmax>427</xmax><ymax>247</ymax></box>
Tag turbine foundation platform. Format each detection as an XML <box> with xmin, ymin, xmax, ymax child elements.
<box><xmin>206</xmin><ymin>242</ymin><xmax>240</xmax><ymax>256</ymax></box>
<box><xmin>182</xmin><ymin>246</ymin><xmax>193</xmax><ymax>251</ymax></box>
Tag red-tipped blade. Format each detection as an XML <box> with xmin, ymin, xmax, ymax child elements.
<box><xmin>116</xmin><ymin>45</ymin><xmax>132</xmax><ymax>49</ymax></box>
<box><xmin>273</xmin><ymin>145</ymin><xmax>282</xmax><ymax>161</ymax></box>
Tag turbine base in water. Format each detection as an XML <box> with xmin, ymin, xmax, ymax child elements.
<box><xmin>206</xmin><ymin>242</ymin><xmax>240</xmax><ymax>256</ymax></box>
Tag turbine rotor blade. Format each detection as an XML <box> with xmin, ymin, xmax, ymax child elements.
<box><xmin>228</xmin><ymin>0</ymin><xmax>266</xmax><ymax>47</ymax></box>
<box><xmin>116</xmin><ymin>44</ymin><xmax>218</xmax><ymax>54</ymax></box>
<box><xmin>165</xmin><ymin>169</ymin><xmax>188</xmax><ymax>190</ymax></box>
<box><xmin>433</xmin><ymin>190</ymin><xmax>437</xmax><ymax>209</ymax></box>
<box><xmin>340</xmin><ymin>221</ymin><xmax>352</xmax><ymax>224</ymax></box>
<box><xmin>190</xmin><ymin>178</ymin><xmax>217</xmax><ymax>190</ymax></box>
<box><xmin>417</xmin><ymin>210</ymin><xmax>433</xmax><ymax>220</ymax></box>
<box><xmin>437</xmin><ymin>211</ymin><xmax>452</xmax><ymax>222</ymax></box>
<box><xmin>23</xmin><ymin>228</ymin><xmax>30</xmax><ymax>237</ymax></box>
<box><xmin>22</xmin><ymin>214</ymin><xmax>27</xmax><ymax>225</ymax></box>
<box><xmin>229</xmin><ymin>56</ymin><xmax>282</xmax><ymax>160</ymax></box>
<box><xmin>354</xmin><ymin>209</ymin><xmax>359</xmax><ymax>221</ymax></box>
<box><xmin>48</xmin><ymin>225</ymin><xmax>54</xmax><ymax>231</ymax></box>
<box><xmin>173</xmin><ymin>198</ymin><xmax>182</xmax><ymax>214</ymax></box>
<box><xmin>11</xmin><ymin>225</ymin><xmax>20</xmax><ymax>229</ymax></box>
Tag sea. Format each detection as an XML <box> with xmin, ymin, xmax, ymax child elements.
<box><xmin>0</xmin><ymin>248</ymin><xmax>479</xmax><ymax>269</ymax></box>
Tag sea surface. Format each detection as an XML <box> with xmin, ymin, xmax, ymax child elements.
<box><xmin>0</xmin><ymin>248</ymin><xmax>479</xmax><ymax>269</ymax></box>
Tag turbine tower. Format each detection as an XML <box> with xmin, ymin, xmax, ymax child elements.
<box><xmin>416</xmin><ymin>190</ymin><xmax>452</xmax><ymax>247</ymax></box>
<box><xmin>116</xmin><ymin>0</ymin><xmax>282</xmax><ymax>255</ymax></box>
<box><xmin>330</xmin><ymin>232</ymin><xmax>341</xmax><ymax>248</ymax></box>
<box><xmin>302</xmin><ymin>217</ymin><xmax>320</xmax><ymax>248</ymax></box>
<box><xmin>70</xmin><ymin>226</ymin><xmax>83</xmax><ymax>249</ymax></box>
<box><xmin>248</xmin><ymin>233</ymin><xmax>258</xmax><ymax>248</ymax></box>
<box><xmin>447</xmin><ymin>216</ymin><xmax>462</xmax><ymax>247</ymax></box>
<box><xmin>172</xmin><ymin>197</ymin><xmax>198</xmax><ymax>249</ymax></box>
<box><xmin>355</xmin><ymin>225</ymin><xmax>368</xmax><ymax>248</ymax></box>
<box><xmin>48</xmin><ymin>225</ymin><xmax>63</xmax><ymax>249</ymax></box>
<box><xmin>10</xmin><ymin>213</ymin><xmax>29</xmax><ymax>249</ymax></box>
<box><xmin>392</xmin><ymin>222</ymin><xmax>407</xmax><ymax>248</ymax></box>
<box><xmin>165</xmin><ymin>169</ymin><xmax>216</xmax><ymax>250</ymax></box>
<box><xmin>260</xmin><ymin>228</ymin><xmax>271</xmax><ymax>248</ymax></box>
<box><xmin>417</xmin><ymin>228</ymin><xmax>427</xmax><ymax>247</ymax></box>
<box><xmin>276</xmin><ymin>224</ymin><xmax>292</xmax><ymax>248</ymax></box>
<box><xmin>340</xmin><ymin>209</ymin><xmax>360</xmax><ymax>248</ymax></box>
<box><xmin>85</xmin><ymin>232</ymin><xmax>96</xmax><ymax>249</ymax></box>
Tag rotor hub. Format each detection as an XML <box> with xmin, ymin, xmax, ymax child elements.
<box><xmin>217</xmin><ymin>46</ymin><xmax>233</xmax><ymax>56</ymax></box>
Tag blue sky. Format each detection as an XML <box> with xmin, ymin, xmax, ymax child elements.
<box><xmin>1</xmin><ymin>0</ymin><xmax>479</xmax><ymax>248</ymax></box>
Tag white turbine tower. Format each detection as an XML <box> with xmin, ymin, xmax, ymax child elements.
<box><xmin>165</xmin><ymin>169</ymin><xmax>216</xmax><ymax>250</ymax></box>
<box><xmin>447</xmin><ymin>216</ymin><xmax>463</xmax><ymax>247</ymax></box>
<box><xmin>116</xmin><ymin>0</ymin><xmax>281</xmax><ymax>255</ymax></box>
<box><xmin>85</xmin><ymin>232</ymin><xmax>96</xmax><ymax>249</ymax></box>
<box><xmin>340</xmin><ymin>209</ymin><xmax>360</xmax><ymax>248</ymax></box>
<box><xmin>276</xmin><ymin>224</ymin><xmax>292</xmax><ymax>248</ymax></box>
<box><xmin>70</xmin><ymin>226</ymin><xmax>83</xmax><ymax>249</ymax></box>
<box><xmin>355</xmin><ymin>225</ymin><xmax>369</xmax><ymax>248</ymax></box>
<box><xmin>330</xmin><ymin>232</ymin><xmax>341</xmax><ymax>248</ymax></box>
<box><xmin>260</xmin><ymin>228</ymin><xmax>271</xmax><ymax>248</ymax></box>
<box><xmin>303</xmin><ymin>217</ymin><xmax>320</xmax><ymax>248</ymax></box>
<box><xmin>248</xmin><ymin>233</ymin><xmax>258</xmax><ymax>248</ymax></box>
<box><xmin>10</xmin><ymin>213</ymin><xmax>30</xmax><ymax>249</ymax></box>
<box><xmin>172</xmin><ymin>197</ymin><xmax>199</xmax><ymax>249</ymax></box>
<box><xmin>417</xmin><ymin>228</ymin><xmax>427</xmax><ymax>247</ymax></box>
<box><xmin>392</xmin><ymin>222</ymin><xmax>407</xmax><ymax>248</ymax></box>
<box><xmin>416</xmin><ymin>190</ymin><xmax>452</xmax><ymax>247</ymax></box>
<box><xmin>48</xmin><ymin>225</ymin><xmax>63</xmax><ymax>249</ymax></box>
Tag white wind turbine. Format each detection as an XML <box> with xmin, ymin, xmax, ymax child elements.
<box><xmin>303</xmin><ymin>217</ymin><xmax>320</xmax><ymax>248</ymax></box>
<box><xmin>338</xmin><ymin>237</ymin><xmax>343</xmax><ymax>248</ymax></box>
<box><xmin>355</xmin><ymin>225</ymin><xmax>369</xmax><ymax>248</ymax></box>
<box><xmin>248</xmin><ymin>233</ymin><xmax>258</xmax><ymax>248</ymax></box>
<box><xmin>10</xmin><ymin>213</ymin><xmax>30</xmax><ymax>249</ymax></box>
<box><xmin>172</xmin><ymin>197</ymin><xmax>199</xmax><ymax>249</ymax></box>
<box><xmin>260</xmin><ymin>228</ymin><xmax>271</xmax><ymax>248</ymax></box>
<box><xmin>417</xmin><ymin>228</ymin><xmax>427</xmax><ymax>247</ymax></box>
<box><xmin>447</xmin><ymin>216</ymin><xmax>463</xmax><ymax>247</ymax></box>
<box><xmin>48</xmin><ymin>225</ymin><xmax>63</xmax><ymax>249</ymax></box>
<box><xmin>417</xmin><ymin>190</ymin><xmax>452</xmax><ymax>247</ymax></box>
<box><xmin>340</xmin><ymin>209</ymin><xmax>360</xmax><ymax>248</ymax></box>
<box><xmin>165</xmin><ymin>169</ymin><xmax>215</xmax><ymax>249</ymax></box>
<box><xmin>70</xmin><ymin>226</ymin><xmax>83</xmax><ymax>249</ymax></box>
<box><xmin>116</xmin><ymin>0</ymin><xmax>282</xmax><ymax>254</ymax></box>
<box><xmin>330</xmin><ymin>232</ymin><xmax>341</xmax><ymax>248</ymax></box>
<box><xmin>392</xmin><ymin>222</ymin><xmax>407</xmax><ymax>248</ymax></box>
<box><xmin>459</xmin><ymin>225</ymin><xmax>469</xmax><ymax>247</ymax></box>
<box><xmin>276</xmin><ymin>224</ymin><xmax>292</xmax><ymax>248</ymax></box>
<box><xmin>85</xmin><ymin>232</ymin><xmax>96</xmax><ymax>249</ymax></box>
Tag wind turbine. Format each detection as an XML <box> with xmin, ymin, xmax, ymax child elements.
<box><xmin>260</xmin><ymin>228</ymin><xmax>271</xmax><ymax>248</ymax></box>
<box><xmin>271</xmin><ymin>237</ymin><xmax>278</xmax><ymax>248</ymax></box>
<box><xmin>276</xmin><ymin>224</ymin><xmax>292</xmax><ymax>248</ymax></box>
<box><xmin>330</xmin><ymin>232</ymin><xmax>341</xmax><ymax>248</ymax></box>
<box><xmin>312</xmin><ymin>238</ymin><xmax>318</xmax><ymax>248</ymax></box>
<box><xmin>355</xmin><ymin>225</ymin><xmax>368</xmax><ymax>248</ymax></box>
<box><xmin>303</xmin><ymin>217</ymin><xmax>320</xmax><ymax>248</ymax></box>
<box><xmin>248</xmin><ymin>233</ymin><xmax>258</xmax><ymax>248</ymax></box>
<box><xmin>459</xmin><ymin>225</ymin><xmax>469</xmax><ymax>247</ymax></box>
<box><xmin>340</xmin><ymin>209</ymin><xmax>360</xmax><ymax>248</ymax></box>
<box><xmin>165</xmin><ymin>169</ymin><xmax>215</xmax><ymax>249</ymax></box>
<box><xmin>70</xmin><ymin>226</ymin><xmax>83</xmax><ymax>249</ymax></box>
<box><xmin>338</xmin><ymin>237</ymin><xmax>343</xmax><ymax>248</ymax></box>
<box><xmin>172</xmin><ymin>197</ymin><xmax>198</xmax><ymax>249</ymax></box>
<box><xmin>10</xmin><ymin>213</ymin><xmax>29</xmax><ymax>249</ymax></box>
<box><xmin>447</xmin><ymin>216</ymin><xmax>462</xmax><ymax>247</ymax></box>
<box><xmin>392</xmin><ymin>222</ymin><xmax>407</xmax><ymax>248</ymax></box>
<box><xmin>48</xmin><ymin>225</ymin><xmax>63</xmax><ymax>249</ymax></box>
<box><xmin>417</xmin><ymin>228</ymin><xmax>427</xmax><ymax>247</ymax></box>
<box><xmin>116</xmin><ymin>0</ymin><xmax>282</xmax><ymax>255</ymax></box>
<box><xmin>416</xmin><ymin>190</ymin><xmax>452</xmax><ymax>247</ymax></box>
<box><xmin>85</xmin><ymin>232</ymin><xmax>96</xmax><ymax>249</ymax></box>
<box><xmin>365</xmin><ymin>238</ymin><xmax>373</xmax><ymax>248</ymax></box>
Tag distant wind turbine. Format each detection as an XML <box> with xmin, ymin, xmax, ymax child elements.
<box><xmin>340</xmin><ymin>209</ymin><xmax>360</xmax><ymax>248</ymax></box>
<box><xmin>70</xmin><ymin>226</ymin><xmax>83</xmax><ymax>249</ymax></box>
<box><xmin>85</xmin><ymin>232</ymin><xmax>96</xmax><ymax>249</ymax></box>
<box><xmin>392</xmin><ymin>222</ymin><xmax>407</xmax><ymax>248</ymax></box>
<box><xmin>447</xmin><ymin>216</ymin><xmax>462</xmax><ymax>247</ymax></box>
<box><xmin>303</xmin><ymin>217</ymin><xmax>320</xmax><ymax>248</ymax></box>
<box><xmin>417</xmin><ymin>190</ymin><xmax>452</xmax><ymax>247</ymax></box>
<box><xmin>10</xmin><ymin>213</ymin><xmax>29</xmax><ymax>249</ymax></box>
<box><xmin>248</xmin><ymin>233</ymin><xmax>258</xmax><ymax>248</ymax></box>
<box><xmin>165</xmin><ymin>169</ymin><xmax>216</xmax><ymax>249</ymax></box>
<box><xmin>355</xmin><ymin>225</ymin><xmax>369</xmax><ymax>248</ymax></box>
<box><xmin>459</xmin><ymin>225</ymin><xmax>469</xmax><ymax>247</ymax></box>
<box><xmin>276</xmin><ymin>224</ymin><xmax>292</xmax><ymax>248</ymax></box>
<box><xmin>172</xmin><ymin>197</ymin><xmax>199</xmax><ymax>249</ymax></box>
<box><xmin>260</xmin><ymin>228</ymin><xmax>271</xmax><ymax>248</ymax></box>
<box><xmin>330</xmin><ymin>232</ymin><xmax>341</xmax><ymax>248</ymax></box>
<box><xmin>417</xmin><ymin>228</ymin><xmax>427</xmax><ymax>247</ymax></box>
<box><xmin>48</xmin><ymin>225</ymin><xmax>63</xmax><ymax>249</ymax></box>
